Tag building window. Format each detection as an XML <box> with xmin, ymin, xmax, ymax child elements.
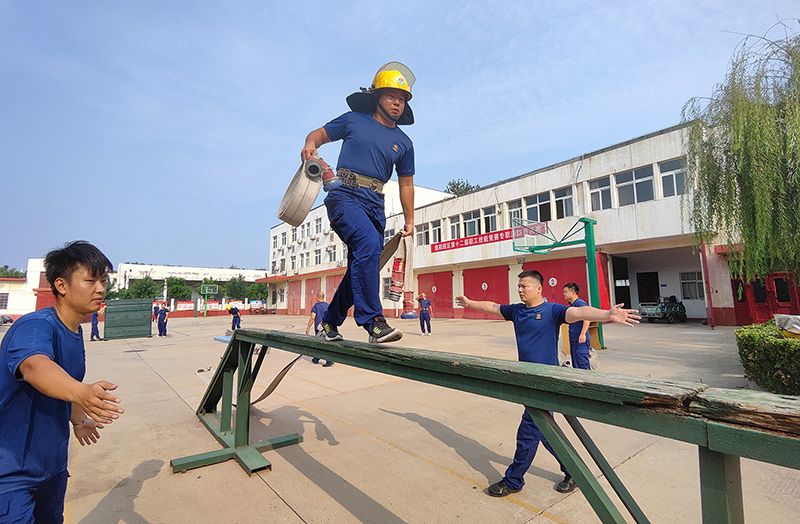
<box><xmin>431</xmin><ymin>220</ymin><xmax>442</xmax><ymax>243</ymax></box>
<box><xmin>449</xmin><ymin>215</ymin><xmax>461</xmax><ymax>239</ymax></box>
<box><xmin>463</xmin><ymin>210</ymin><xmax>481</xmax><ymax>237</ymax></box>
<box><xmin>616</xmin><ymin>165</ymin><xmax>654</xmax><ymax>206</ymax></box>
<box><xmin>416</xmin><ymin>223</ymin><xmax>430</xmax><ymax>246</ymax></box>
<box><xmin>508</xmin><ymin>199</ymin><xmax>522</xmax><ymax>226</ymax></box>
<box><xmin>589</xmin><ymin>177</ymin><xmax>612</xmax><ymax>211</ymax></box>
<box><xmin>279</xmin><ymin>288</ymin><xmax>285</xmax><ymax>302</ymax></box>
<box><xmin>775</xmin><ymin>277</ymin><xmax>791</xmax><ymax>303</ymax></box>
<box><xmin>328</xmin><ymin>247</ymin><xmax>337</xmax><ymax>263</ymax></box>
<box><xmin>342</xmin><ymin>245</ymin><xmax>348</xmax><ymax>261</ymax></box>
<box><xmin>280</xmin><ymin>259</ymin><xmax>286</xmax><ymax>272</ymax></box>
<box><xmin>315</xmin><ymin>217</ymin><xmax>323</xmax><ymax>234</ymax></box>
<box><xmin>290</xmin><ymin>256</ymin><xmax>296</xmax><ymax>272</ymax></box>
<box><xmin>382</xmin><ymin>277</ymin><xmax>392</xmax><ymax>299</ymax></box>
<box><xmin>680</xmin><ymin>271</ymin><xmax>705</xmax><ymax>300</ymax></box>
<box><xmin>525</xmin><ymin>192</ymin><xmax>551</xmax><ymax>223</ymax></box>
<box><xmin>660</xmin><ymin>158</ymin><xmax>687</xmax><ymax>198</ymax></box>
<box><xmin>554</xmin><ymin>187</ymin><xmax>573</xmax><ymax>219</ymax></box>
<box><xmin>314</xmin><ymin>249</ymin><xmax>321</xmax><ymax>265</ymax></box>
<box><xmin>483</xmin><ymin>207</ymin><xmax>497</xmax><ymax>233</ymax></box>
<box><xmin>384</xmin><ymin>228</ymin><xmax>396</xmax><ymax>242</ymax></box>
<box><xmin>291</xmin><ymin>227</ymin><xmax>297</xmax><ymax>242</ymax></box>
<box><xmin>272</xmin><ymin>235</ymin><xmax>278</xmax><ymax>249</ymax></box>
<box><xmin>271</xmin><ymin>261</ymin><xmax>277</xmax><ymax>273</ymax></box>
<box><xmin>0</xmin><ymin>293</ymin><xmax>8</xmax><ymax>310</ymax></box>
<box><xmin>281</xmin><ymin>232</ymin><xmax>287</xmax><ymax>246</ymax></box>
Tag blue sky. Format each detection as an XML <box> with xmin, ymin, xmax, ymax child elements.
<box><xmin>1</xmin><ymin>1</ymin><xmax>795</xmax><ymax>270</ymax></box>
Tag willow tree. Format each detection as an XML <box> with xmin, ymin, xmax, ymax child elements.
<box><xmin>683</xmin><ymin>24</ymin><xmax>800</xmax><ymax>281</ymax></box>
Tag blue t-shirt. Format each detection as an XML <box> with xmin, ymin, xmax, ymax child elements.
<box><xmin>419</xmin><ymin>298</ymin><xmax>431</xmax><ymax>315</ymax></box>
<box><xmin>324</xmin><ymin>111</ymin><xmax>415</xmax><ymax>183</ymax></box>
<box><xmin>157</xmin><ymin>308</ymin><xmax>168</xmax><ymax>322</ymax></box>
<box><xmin>499</xmin><ymin>302</ymin><xmax>569</xmax><ymax>365</ymax></box>
<box><xmin>311</xmin><ymin>302</ymin><xmax>329</xmax><ymax>331</ymax></box>
<box><xmin>229</xmin><ymin>306</ymin><xmax>240</xmax><ymax>317</ymax></box>
<box><xmin>568</xmin><ymin>298</ymin><xmax>590</xmax><ymax>341</ymax></box>
<box><xmin>0</xmin><ymin>307</ymin><xmax>86</xmax><ymax>492</ymax></box>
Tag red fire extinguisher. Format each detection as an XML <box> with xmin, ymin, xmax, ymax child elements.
<box><xmin>388</xmin><ymin>257</ymin><xmax>405</xmax><ymax>302</ymax></box>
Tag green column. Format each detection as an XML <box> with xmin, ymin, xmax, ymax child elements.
<box><xmin>698</xmin><ymin>447</ymin><xmax>744</xmax><ymax>524</ymax></box>
<box><xmin>580</xmin><ymin>217</ymin><xmax>605</xmax><ymax>348</ymax></box>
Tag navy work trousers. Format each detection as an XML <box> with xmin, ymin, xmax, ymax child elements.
<box><xmin>323</xmin><ymin>189</ymin><xmax>385</xmax><ymax>332</ymax></box>
<box><xmin>419</xmin><ymin>312</ymin><xmax>431</xmax><ymax>333</ymax></box>
<box><xmin>569</xmin><ymin>337</ymin><xmax>592</xmax><ymax>370</ymax></box>
<box><xmin>503</xmin><ymin>408</ymin><xmax>568</xmax><ymax>490</ymax></box>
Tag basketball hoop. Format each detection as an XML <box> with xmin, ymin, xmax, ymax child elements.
<box><xmin>515</xmin><ymin>253</ymin><xmax>528</xmax><ymax>265</ymax></box>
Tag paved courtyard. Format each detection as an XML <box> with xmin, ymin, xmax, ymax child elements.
<box><xmin>29</xmin><ymin>315</ymin><xmax>799</xmax><ymax>523</ymax></box>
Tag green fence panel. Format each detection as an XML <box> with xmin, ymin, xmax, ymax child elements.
<box><xmin>104</xmin><ymin>298</ymin><xmax>153</xmax><ymax>340</ymax></box>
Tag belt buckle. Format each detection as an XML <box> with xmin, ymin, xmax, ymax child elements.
<box><xmin>369</xmin><ymin>179</ymin><xmax>380</xmax><ymax>193</ymax></box>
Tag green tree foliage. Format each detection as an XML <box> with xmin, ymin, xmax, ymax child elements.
<box><xmin>225</xmin><ymin>274</ymin><xmax>248</xmax><ymax>299</ymax></box>
<box><xmin>683</xmin><ymin>24</ymin><xmax>800</xmax><ymax>280</ymax></box>
<box><xmin>126</xmin><ymin>276</ymin><xmax>162</xmax><ymax>299</ymax></box>
<box><xmin>445</xmin><ymin>178</ymin><xmax>480</xmax><ymax>196</ymax></box>
<box><xmin>166</xmin><ymin>277</ymin><xmax>192</xmax><ymax>300</ymax></box>
<box><xmin>246</xmin><ymin>282</ymin><xmax>270</xmax><ymax>301</ymax></box>
<box><xmin>0</xmin><ymin>265</ymin><xmax>25</xmax><ymax>277</ymax></box>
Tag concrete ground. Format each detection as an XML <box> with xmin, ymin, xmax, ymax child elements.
<box><xmin>55</xmin><ymin>315</ymin><xmax>799</xmax><ymax>523</ymax></box>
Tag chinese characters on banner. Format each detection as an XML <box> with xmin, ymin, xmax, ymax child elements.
<box><xmin>431</xmin><ymin>229</ymin><xmax>514</xmax><ymax>253</ymax></box>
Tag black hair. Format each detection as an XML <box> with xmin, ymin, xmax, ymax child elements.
<box><xmin>517</xmin><ymin>270</ymin><xmax>543</xmax><ymax>285</ymax></box>
<box><xmin>44</xmin><ymin>241</ymin><xmax>113</xmax><ymax>296</ymax></box>
<box><xmin>564</xmin><ymin>282</ymin><xmax>580</xmax><ymax>294</ymax></box>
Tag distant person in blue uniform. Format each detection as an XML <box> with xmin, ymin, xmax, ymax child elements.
<box><xmin>157</xmin><ymin>302</ymin><xmax>169</xmax><ymax>337</ymax></box>
<box><xmin>563</xmin><ymin>282</ymin><xmax>592</xmax><ymax>370</ymax></box>
<box><xmin>305</xmin><ymin>293</ymin><xmax>333</xmax><ymax>367</ymax></box>
<box><xmin>90</xmin><ymin>305</ymin><xmax>105</xmax><ymax>342</ymax></box>
<box><xmin>456</xmin><ymin>270</ymin><xmax>639</xmax><ymax>497</ymax></box>
<box><xmin>417</xmin><ymin>292</ymin><xmax>433</xmax><ymax>336</ymax></box>
<box><xmin>227</xmin><ymin>303</ymin><xmax>242</xmax><ymax>331</ymax></box>
<box><xmin>0</xmin><ymin>241</ymin><xmax>124</xmax><ymax>523</ymax></box>
<box><xmin>301</xmin><ymin>63</ymin><xmax>416</xmax><ymax>344</ymax></box>
<box><xmin>153</xmin><ymin>304</ymin><xmax>159</xmax><ymax>321</ymax></box>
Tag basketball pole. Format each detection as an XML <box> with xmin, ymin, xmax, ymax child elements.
<box><xmin>581</xmin><ymin>217</ymin><xmax>605</xmax><ymax>348</ymax></box>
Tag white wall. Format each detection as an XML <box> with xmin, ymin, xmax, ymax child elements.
<box><xmin>0</xmin><ymin>258</ymin><xmax>43</xmax><ymax>316</ymax></box>
<box><xmin>625</xmin><ymin>248</ymin><xmax>707</xmax><ymax>318</ymax></box>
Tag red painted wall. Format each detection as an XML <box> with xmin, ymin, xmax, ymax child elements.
<box><xmin>462</xmin><ymin>266</ymin><xmax>509</xmax><ymax>319</ymax></box>
<box><xmin>287</xmin><ymin>281</ymin><xmax>302</xmax><ymax>316</ymax></box>
<box><xmin>523</xmin><ymin>254</ymin><xmax>611</xmax><ymax>308</ymax></box>
<box><xmin>417</xmin><ymin>271</ymin><xmax>454</xmax><ymax>318</ymax></box>
<box><xmin>304</xmin><ymin>277</ymin><xmax>322</xmax><ymax>315</ymax></box>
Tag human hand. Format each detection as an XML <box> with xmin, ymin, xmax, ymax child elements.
<box><xmin>455</xmin><ymin>296</ymin><xmax>470</xmax><ymax>308</ymax></box>
<box><xmin>73</xmin><ymin>418</ymin><xmax>104</xmax><ymax>446</ymax></box>
<box><xmin>301</xmin><ymin>142</ymin><xmax>318</xmax><ymax>162</ymax></box>
<box><xmin>579</xmin><ymin>334</ymin><xmax>587</xmax><ymax>344</ymax></box>
<box><xmin>73</xmin><ymin>381</ymin><xmax>124</xmax><ymax>424</ymax></box>
<box><xmin>607</xmin><ymin>304</ymin><xmax>640</xmax><ymax>327</ymax></box>
<box><xmin>401</xmin><ymin>223</ymin><xmax>414</xmax><ymax>237</ymax></box>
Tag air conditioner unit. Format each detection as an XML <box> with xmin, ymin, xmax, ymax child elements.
<box><xmin>336</xmin><ymin>261</ymin><xmax>344</xmax><ymax>267</ymax></box>
<box><xmin>323</xmin><ymin>228</ymin><xmax>330</xmax><ymax>235</ymax></box>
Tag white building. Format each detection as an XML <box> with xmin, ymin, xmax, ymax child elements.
<box><xmin>0</xmin><ymin>259</ymin><xmax>45</xmax><ymax>318</ymax></box>
<box><xmin>263</xmin><ymin>123</ymin><xmax>800</xmax><ymax>326</ymax></box>
<box><xmin>112</xmin><ymin>263</ymin><xmax>266</xmax><ymax>295</ymax></box>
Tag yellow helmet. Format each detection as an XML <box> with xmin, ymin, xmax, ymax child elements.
<box><xmin>346</xmin><ymin>61</ymin><xmax>416</xmax><ymax>125</ymax></box>
<box><xmin>372</xmin><ymin>70</ymin><xmax>412</xmax><ymax>100</ymax></box>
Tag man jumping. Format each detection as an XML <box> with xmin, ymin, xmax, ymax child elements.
<box><xmin>300</xmin><ymin>63</ymin><xmax>416</xmax><ymax>344</ymax></box>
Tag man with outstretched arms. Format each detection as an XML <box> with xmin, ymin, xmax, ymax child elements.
<box><xmin>456</xmin><ymin>270</ymin><xmax>639</xmax><ymax>497</ymax></box>
<box><xmin>0</xmin><ymin>241</ymin><xmax>124</xmax><ymax>522</ymax></box>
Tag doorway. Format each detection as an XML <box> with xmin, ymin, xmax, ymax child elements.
<box><xmin>636</xmin><ymin>272</ymin><xmax>660</xmax><ymax>303</ymax></box>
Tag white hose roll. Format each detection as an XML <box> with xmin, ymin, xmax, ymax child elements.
<box><xmin>277</xmin><ymin>159</ymin><xmax>323</xmax><ymax>227</ymax></box>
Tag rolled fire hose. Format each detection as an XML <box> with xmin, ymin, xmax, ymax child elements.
<box><xmin>277</xmin><ymin>158</ymin><xmax>330</xmax><ymax>227</ymax></box>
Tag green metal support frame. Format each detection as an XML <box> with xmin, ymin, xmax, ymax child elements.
<box><xmin>170</xmin><ymin>339</ymin><xmax>303</xmax><ymax>474</ymax></box>
<box><xmin>172</xmin><ymin>330</ymin><xmax>800</xmax><ymax>523</ymax></box>
<box><xmin>513</xmin><ymin>217</ymin><xmax>605</xmax><ymax>347</ymax></box>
